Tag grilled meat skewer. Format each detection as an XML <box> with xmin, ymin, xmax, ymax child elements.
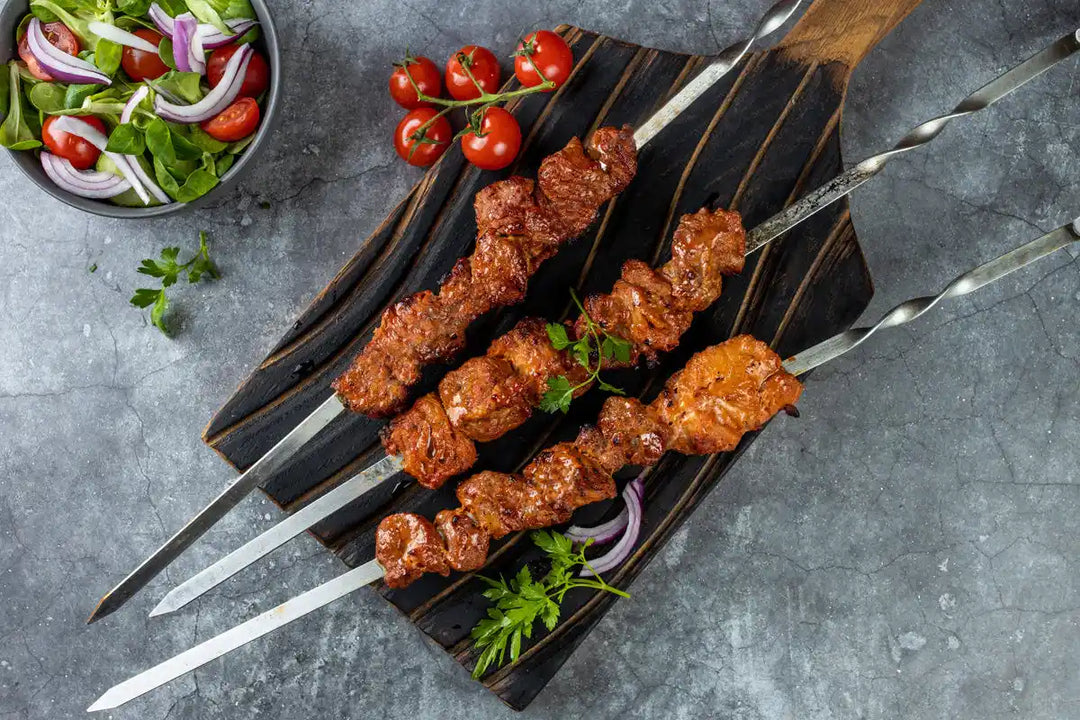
<box><xmin>377</xmin><ymin>335</ymin><xmax>803</xmax><ymax>587</ymax></box>
<box><xmin>334</xmin><ymin>127</ymin><xmax>638</xmax><ymax>418</ymax></box>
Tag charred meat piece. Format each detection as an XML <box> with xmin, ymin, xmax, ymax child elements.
<box><xmin>578</xmin><ymin>260</ymin><xmax>692</xmax><ymax>365</ymax></box>
<box><xmin>660</xmin><ymin>207</ymin><xmax>746</xmax><ymax>311</ymax></box>
<box><xmin>439</xmin><ymin>356</ymin><xmax>531</xmax><ymax>443</ymax></box>
<box><xmin>488</xmin><ymin>318</ymin><xmax>587</xmax><ymax>404</ymax></box>
<box><xmin>596</xmin><ymin>396</ymin><xmax>668</xmax><ymax>468</ymax></box>
<box><xmin>656</xmin><ymin>335</ymin><xmax>802</xmax><ymax>455</ymax></box>
<box><xmin>335</xmin><ymin>127</ymin><xmax>638</xmax><ymax>418</ymax></box>
<box><xmin>457</xmin><ymin>471</ymin><xmax>568</xmax><ymax>539</ymax></box>
<box><xmin>435</xmin><ymin>508</ymin><xmax>490</xmax><ymax>572</ymax></box>
<box><xmin>376</xmin><ymin>514</ymin><xmax>450</xmax><ymax>589</ymax></box>
<box><xmin>523</xmin><ymin>443</ymin><xmax>617</xmax><ymax>520</ymax></box>
<box><xmin>382</xmin><ymin>394</ymin><xmax>477</xmax><ymax>489</ymax></box>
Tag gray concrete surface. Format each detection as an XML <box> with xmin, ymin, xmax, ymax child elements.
<box><xmin>2</xmin><ymin>0</ymin><xmax>1079</xmax><ymax>718</ymax></box>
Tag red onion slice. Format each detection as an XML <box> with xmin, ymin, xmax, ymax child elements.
<box><xmin>40</xmin><ymin>152</ymin><xmax>132</xmax><ymax>199</ymax></box>
<box><xmin>120</xmin><ymin>85</ymin><xmax>150</xmax><ymax>124</ymax></box>
<box><xmin>197</xmin><ymin>19</ymin><xmax>258</xmax><ymax>49</ymax></box>
<box><xmin>188</xmin><ymin>26</ymin><xmax>207</xmax><ymax>75</ymax></box>
<box><xmin>154</xmin><ymin>44</ymin><xmax>252</xmax><ymax>123</ymax></box>
<box><xmin>171</xmin><ymin>13</ymin><xmax>197</xmax><ymax>73</ymax></box>
<box><xmin>87</xmin><ymin>21</ymin><xmax>159</xmax><ymax>53</ymax></box>
<box><xmin>148</xmin><ymin>3</ymin><xmax>175</xmax><ymax>36</ymax></box>
<box><xmin>53</xmin><ymin>116</ymin><xmax>152</xmax><ymax>205</ymax></box>
<box><xmin>26</xmin><ymin>18</ymin><xmax>111</xmax><ymax>85</ymax></box>
<box><xmin>579</xmin><ymin>477</ymin><xmax>644</xmax><ymax>577</ymax></box>
<box><xmin>566</xmin><ymin>508</ymin><xmax>629</xmax><ymax>545</ymax></box>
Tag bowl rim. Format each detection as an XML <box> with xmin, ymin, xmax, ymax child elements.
<box><xmin>0</xmin><ymin>0</ymin><xmax>281</xmax><ymax>218</ymax></box>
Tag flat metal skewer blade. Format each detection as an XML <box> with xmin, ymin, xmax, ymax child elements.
<box><xmin>783</xmin><ymin>217</ymin><xmax>1080</xmax><ymax>376</ymax></box>
<box><xmin>746</xmin><ymin>29</ymin><xmax>1080</xmax><ymax>255</ymax></box>
<box><xmin>633</xmin><ymin>0</ymin><xmax>802</xmax><ymax>148</ymax></box>
<box><xmin>152</xmin><ymin>454</ymin><xmax>405</xmax><ymax>617</ymax></box>
<box><xmin>87</xmin><ymin>560</ymin><xmax>385</xmax><ymax>712</ymax></box>
<box><xmin>88</xmin><ymin>395</ymin><xmax>346</xmax><ymax>623</ymax></box>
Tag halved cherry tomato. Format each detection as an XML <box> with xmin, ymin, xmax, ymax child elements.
<box><xmin>42</xmin><ymin>115</ymin><xmax>106</xmax><ymax>170</ymax></box>
<box><xmin>121</xmin><ymin>28</ymin><xmax>169</xmax><ymax>81</ymax></box>
<box><xmin>18</xmin><ymin>22</ymin><xmax>80</xmax><ymax>81</ymax></box>
<box><xmin>389</xmin><ymin>55</ymin><xmax>441</xmax><ymax>109</ymax></box>
<box><xmin>207</xmin><ymin>44</ymin><xmax>270</xmax><ymax>98</ymax></box>
<box><xmin>394</xmin><ymin>108</ymin><xmax>451</xmax><ymax>167</ymax></box>
<box><xmin>514</xmin><ymin>30</ymin><xmax>573</xmax><ymax>90</ymax></box>
<box><xmin>445</xmin><ymin>45</ymin><xmax>500</xmax><ymax>101</ymax></box>
<box><xmin>201</xmin><ymin>97</ymin><xmax>260</xmax><ymax>142</ymax></box>
<box><xmin>461</xmin><ymin>107</ymin><xmax>521</xmax><ymax>171</ymax></box>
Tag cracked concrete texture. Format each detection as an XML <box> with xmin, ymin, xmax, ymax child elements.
<box><xmin>1</xmin><ymin>0</ymin><xmax>1079</xmax><ymax>718</ymax></box>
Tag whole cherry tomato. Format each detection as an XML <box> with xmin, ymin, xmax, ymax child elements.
<box><xmin>201</xmin><ymin>97</ymin><xmax>261</xmax><ymax>142</ymax></box>
<box><xmin>445</xmin><ymin>45</ymin><xmax>500</xmax><ymax>101</ymax></box>
<box><xmin>461</xmin><ymin>107</ymin><xmax>521</xmax><ymax>171</ymax></box>
<box><xmin>389</xmin><ymin>55</ymin><xmax>441</xmax><ymax>109</ymax></box>
<box><xmin>207</xmin><ymin>44</ymin><xmax>270</xmax><ymax>99</ymax></box>
<box><xmin>18</xmin><ymin>22</ymin><xmax>80</xmax><ymax>81</ymax></box>
<box><xmin>394</xmin><ymin>108</ymin><xmax>451</xmax><ymax>167</ymax></box>
<box><xmin>121</xmin><ymin>29</ymin><xmax>169</xmax><ymax>81</ymax></box>
<box><xmin>514</xmin><ymin>30</ymin><xmax>573</xmax><ymax>90</ymax></box>
<box><xmin>42</xmin><ymin>115</ymin><xmax>106</xmax><ymax>170</ymax></box>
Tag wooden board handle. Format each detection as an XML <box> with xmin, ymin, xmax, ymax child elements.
<box><xmin>778</xmin><ymin>0</ymin><xmax>923</xmax><ymax>69</ymax></box>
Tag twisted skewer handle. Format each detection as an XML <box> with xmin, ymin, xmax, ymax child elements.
<box><xmin>784</xmin><ymin>217</ymin><xmax>1080</xmax><ymax>376</ymax></box>
<box><xmin>633</xmin><ymin>0</ymin><xmax>803</xmax><ymax>147</ymax></box>
<box><xmin>747</xmin><ymin>30</ymin><xmax>1080</xmax><ymax>253</ymax></box>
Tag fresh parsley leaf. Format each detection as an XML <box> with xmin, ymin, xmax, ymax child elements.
<box><xmin>545</xmin><ymin>322</ymin><xmax>571</xmax><ymax>350</ymax></box>
<box><xmin>469</xmin><ymin>531</ymin><xmax>630</xmax><ymax>679</ymax></box>
<box><xmin>539</xmin><ymin>375</ymin><xmax>573</xmax><ymax>414</ymax></box>
<box><xmin>130</xmin><ymin>232</ymin><xmax>221</xmax><ymax>336</ymax></box>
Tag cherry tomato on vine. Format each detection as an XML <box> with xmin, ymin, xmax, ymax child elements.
<box><xmin>18</xmin><ymin>22</ymin><xmax>80</xmax><ymax>81</ymax></box>
<box><xmin>461</xmin><ymin>107</ymin><xmax>521</xmax><ymax>171</ymax></box>
<box><xmin>121</xmin><ymin>28</ymin><xmax>169</xmax><ymax>81</ymax></box>
<box><xmin>389</xmin><ymin>55</ymin><xmax>441</xmax><ymax>109</ymax></box>
<box><xmin>514</xmin><ymin>30</ymin><xmax>573</xmax><ymax>90</ymax></box>
<box><xmin>445</xmin><ymin>45</ymin><xmax>500</xmax><ymax>101</ymax></box>
<box><xmin>42</xmin><ymin>116</ymin><xmax>106</xmax><ymax>170</ymax></box>
<box><xmin>394</xmin><ymin>107</ymin><xmax>452</xmax><ymax>167</ymax></box>
<box><xmin>201</xmin><ymin>97</ymin><xmax>261</xmax><ymax>142</ymax></box>
<box><xmin>208</xmin><ymin>44</ymin><xmax>270</xmax><ymax>98</ymax></box>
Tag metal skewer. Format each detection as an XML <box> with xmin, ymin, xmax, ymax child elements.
<box><xmin>89</xmin><ymin>216</ymin><xmax>1080</xmax><ymax>712</ymax></box>
<box><xmin>147</xmin><ymin>30</ymin><xmax>1080</xmax><ymax>617</ymax></box>
<box><xmin>87</xmin><ymin>0</ymin><xmax>807</xmax><ymax>624</ymax></box>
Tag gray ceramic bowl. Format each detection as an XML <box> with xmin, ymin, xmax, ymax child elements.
<box><xmin>0</xmin><ymin>0</ymin><xmax>280</xmax><ymax>218</ymax></box>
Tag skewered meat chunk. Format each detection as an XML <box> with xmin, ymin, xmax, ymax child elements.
<box><xmin>375</xmin><ymin>209</ymin><xmax>749</xmax><ymax>489</ymax></box>
<box><xmin>439</xmin><ymin>356</ymin><xmax>530</xmax><ymax>443</ymax></box>
<box><xmin>376</xmin><ymin>514</ymin><xmax>450</xmax><ymax>588</ymax></box>
<box><xmin>382</xmin><ymin>394</ymin><xmax>477</xmax><ymax>489</ymax></box>
<box><xmin>376</xmin><ymin>335</ymin><xmax>802</xmax><ymax>589</ymax></box>
<box><xmin>656</xmin><ymin>335</ymin><xmax>803</xmax><ymax>455</ymax></box>
<box><xmin>661</xmin><ymin>207</ymin><xmax>746</xmax><ymax>311</ymax></box>
<box><xmin>435</xmin><ymin>508</ymin><xmax>490</xmax><ymax>572</ymax></box>
<box><xmin>334</xmin><ymin>127</ymin><xmax>638</xmax><ymax>418</ymax></box>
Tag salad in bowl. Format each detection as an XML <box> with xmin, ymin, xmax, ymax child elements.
<box><xmin>1</xmin><ymin>0</ymin><xmax>274</xmax><ymax>210</ymax></box>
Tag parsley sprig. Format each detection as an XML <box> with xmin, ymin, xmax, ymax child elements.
<box><xmin>130</xmin><ymin>231</ymin><xmax>220</xmax><ymax>336</ymax></box>
<box><xmin>539</xmin><ymin>289</ymin><xmax>633</xmax><ymax>414</ymax></box>
<box><xmin>470</xmin><ymin>530</ymin><xmax>629</xmax><ymax>678</ymax></box>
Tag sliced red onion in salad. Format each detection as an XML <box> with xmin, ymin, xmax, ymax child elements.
<box><xmin>25</xmin><ymin>18</ymin><xmax>111</xmax><ymax>85</ymax></box>
<box><xmin>52</xmin><ymin>116</ymin><xmax>165</xmax><ymax>205</ymax></box>
<box><xmin>188</xmin><ymin>25</ymin><xmax>207</xmax><ymax>75</ymax></box>
<box><xmin>40</xmin><ymin>152</ymin><xmax>132</xmax><ymax>199</ymax></box>
<box><xmin>171</xmin><ymin>13</ymin><xmax>198</xmax><ymax>73</ymax></box>
<box><xmin>197</xmin><ymin>18</ymin><xmax>258</xmax><ymax>48</ymax></box>
<box><xmin>86</xmin><ymin>21</ymin><xmax>159</xmax><ymax>53</ymax></box>
<box><xmin>147</xmin><ymin>3</ymin><xmax>175</xmax><ymax>35</ymax></box>
<box><xmin>577</xmin><ymin>473</ymin><xmax>645</xmax><ymax>577</ymax></box>
<box><xmin>120</xmin><ymin>85</ymin><xmax>150</xmax><ymax>124</ymax></box>
<box><xmin>154</xmin><ymin>44</ymin><xmax>252</xmax><ymax>123</ymax></box>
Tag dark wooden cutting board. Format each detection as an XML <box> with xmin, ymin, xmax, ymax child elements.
<box><xmin>204</xmin><ymin>0</ymin><xmax>921</xmax><ymax>709</ymax></box>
